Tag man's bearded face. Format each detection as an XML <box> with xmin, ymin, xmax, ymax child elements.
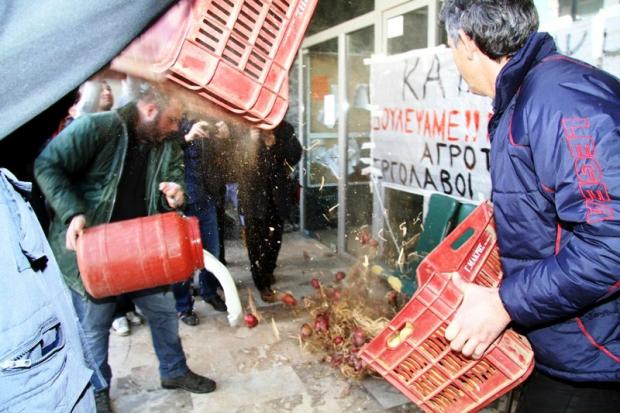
<box><xmin>137</xmin><ymin>100</ymin><xmax>182</xmax><ymax>143</ymax></box>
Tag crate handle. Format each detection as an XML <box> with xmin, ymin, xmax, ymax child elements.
<box><xmin>387</xmin><ymin>322</ymin><xmax>415</xmax><ymax>349</ymax></box>
<box><xmin>450</xmin><ymin>227</ymin><xmax>475</xmax><ymax>251</ymax></box>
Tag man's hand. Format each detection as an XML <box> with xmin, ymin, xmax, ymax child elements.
<box><xmin>66</xmin><ymin>214</ymin><xmax>86</xmax><ymax>251</ymax></box>
<box><xmin>159</xmin><ymin>182</ymin><xmax>185</xmax><ymax>209</ymax></box>
<box><xmin>184</xmin><ymin>121</ymin><xmax>211</xmax><ymax>142</ymax></box>
<box><xmin>445</xmin><ymin>273</ymin><xmax>511</xmax><ymax>359</ymax></box>
<box><xmin>215</xmin><ymin>121</ymin><xmax>230</xmax><ymax>140</ymax></box>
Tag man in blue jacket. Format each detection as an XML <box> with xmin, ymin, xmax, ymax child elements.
<box><xmin>440</xmin><ymin>1</ymin><xmax>620</xmax><ymax>411</ymax></box>
<box><xmin>172</xmin><ymin>118</ymin><xmax>231</xmax><ymax>326</ymax></box>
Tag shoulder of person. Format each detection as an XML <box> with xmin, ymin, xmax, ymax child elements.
<box><xmin>522</xmin><ymin>55</ymin><xmax>618</xmax><ymax>106</ymax></box>
<box><xmin>74</xmin><ymin>110</ymin><xmax>125</xmax><ymax>133</ymax></box>
<box><xmin>50</xmin><ymin>113</ymin><xmax>107</xmax><ymax>145</ymax></box>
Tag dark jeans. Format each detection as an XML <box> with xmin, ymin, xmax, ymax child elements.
<box><xmin>245</xmin><ymin>213</ymin><xmax>283</xmax><ymax>290</ymax></box>
<box><xmin>216</xmin><ymin>187</ymin><xmax>227</xmax><ymax>263</ymax></box>
<box><xmin>113</xmin><ymin>293</ymin><xmax>136</xmax><ymax>318</ymax></box>
<box><xmin>71</xmin><ymin>288</ymin><xmax>188</xmax><ymax>392</ymax></box>
<box><xmin>216</xmin><ymin>201</ymin><xmax>226</xmax><ymax>263</ymax></box>
<box><xmin>172</xmin><ymin>200</ymin><xmax>222</xmax><ymax>313</ymax></box>
<box><xmin>516</xmin><ymin>370</ymin><xmax>620</xmax><ymax>413</ymax></box>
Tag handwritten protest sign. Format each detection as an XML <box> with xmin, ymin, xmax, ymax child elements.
<box><xmin>370</xmin><ymin>46</ymin><xmax>493</xmax><ymax>200</ymax></box>
<box><xmin>368</xmin><ymin>9</ymin><xmax>620</xmax><ymax>202</ymax></box>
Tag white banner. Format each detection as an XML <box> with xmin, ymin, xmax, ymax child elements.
<box><xmin>369</xmin><ymin>46</ymin><xmax>493</xmax><ymax>201</ymax></box>
<box><xmin>368</xmin><ymin>7</ymin><xmax>620</xmax><ymax>203</ymax></box>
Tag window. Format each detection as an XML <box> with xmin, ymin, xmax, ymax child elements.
<box><xmin>558</xmin><ymin>0</ymin><xmax>605</xmax><ymax>19</ymax></box>
<box><xmin>345</xmin><ymin>26</ymin><xmax>374</xmax><ymax>254</ymax></box>
<box><xmin>387</xmin><ymin>6</ymin><xmax>429</xmax><ymax>55</ymax></box>
<box><xmin>307</xmin><ymin>0</ymin><xmax>374</xmax><ymax>35</ymax></box>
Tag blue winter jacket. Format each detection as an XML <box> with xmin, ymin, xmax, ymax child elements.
<box><xmin>491</xmin><ymin>33</ymin><xmax>620</xmax><ymax>382</ymax></box>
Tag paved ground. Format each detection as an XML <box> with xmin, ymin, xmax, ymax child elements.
<box><xmin>108</xmin><ymin>233</ymin><xmax>514</xmax><ymax>413</ymax></box>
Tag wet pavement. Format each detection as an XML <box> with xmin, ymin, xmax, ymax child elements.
<box><xmin>108</xmin><ymin>233</ymin><xmax>513</xmax><ymax>413</ymax></box>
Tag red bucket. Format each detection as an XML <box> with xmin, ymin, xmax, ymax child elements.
<box><xmin>76</xmin><ymin>212</ymin><xmax>204</xmax><ymax>298</ymax></box>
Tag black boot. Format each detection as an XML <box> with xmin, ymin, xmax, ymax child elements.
<box><xmin>259</xmin><ymin>288</ymin><xmax>277</xmax><ymax>303</ymax></box>
<box><xmin>204</xmin><ymin>295</ymin><xmax>227</xmax><ymax>312</ymax></box>
<box><xmin>161</xmin><ymin>370</ymin><xmax>216</xmax><ymax>393</ymax></box>
<box><xmin>178</xmin><ymin>311</ymin><xmax>199</xmax><ymax>326</ymax></box>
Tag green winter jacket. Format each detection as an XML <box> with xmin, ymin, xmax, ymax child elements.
<box><xmin>35</xmin><ymin>103</ymin><xmax>185</xmax><ymax>295</ymax></box>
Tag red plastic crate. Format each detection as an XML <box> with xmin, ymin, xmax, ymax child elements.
<box><xmin>111</xmin><ymin>0</ymin><xmax>317</xmax><ymax>129</ymax></box>
<box><xmin>360</xmin><ymin>202</ymin><xmax>534</xmax><ymax>413</ymax></box>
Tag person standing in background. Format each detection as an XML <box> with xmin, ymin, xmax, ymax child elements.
<box><xmin>238</xmin><ymin>121</ymin><xmax>302</xmax><ymax>303</ymax></box>
<box><xmin>75</xmin><ymin>79</ymin><xmax>114</xmax><ymax>117</ymax></box>
<box><xmin>171</xmin><ymin>118</ymin><xmax>230</xmax><ymax>326</ymax></box>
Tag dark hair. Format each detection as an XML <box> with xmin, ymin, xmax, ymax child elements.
<box><xmin>440</xmin><ymin>0</ymin><xmax>539</xmax><ymax>61</ymax></box>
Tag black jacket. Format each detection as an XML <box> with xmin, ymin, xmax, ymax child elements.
<box><xmin>238</xmin><ymin>121</ymin><xmax>302</xmax><ymax>221</ymax></box>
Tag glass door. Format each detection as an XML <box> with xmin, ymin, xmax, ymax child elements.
<box><xmin>344</xmin><ymin>26</ymin><xmax>374</xmax><ymax>255</ymax></box>
<box><xmin>302</xmin><ymin>38</ymin><xmax>339</xmax><ymax>249</ymax></box>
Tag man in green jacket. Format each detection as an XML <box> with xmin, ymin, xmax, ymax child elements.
<box><xmin>35</xmin><ymin>84</ymin><xmax>216</xmax><ymax>412</ymax></box>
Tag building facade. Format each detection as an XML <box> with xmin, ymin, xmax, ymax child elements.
<box><xmin>292</xmin><ymin>0</ymin><xmax>620</xmax><ymax>259</ymax></box>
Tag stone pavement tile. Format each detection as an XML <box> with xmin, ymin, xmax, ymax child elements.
<box><xmin>385</xmin><ymin>404</ymin><xmax>422</xmax><ymax>413</ymax></box>
<box><xmin>232</xmin><ymin>394</ymin><xmax>306</xmax><ymax>413</ymax></box>
<box><xmin>362</xmin><ymin>376</ymin><xmax>415</xmax><ymax>410</ymax></box>
<box><xmin>190</xmin><ymin>365</ymin><xmax>306</xmax><ymax>412</ymax></box>
<box><xmin>232</xmin><ymin>337</ymin><xmax>311</xmax><ymax>374</ymax></box>
<box><xmin>291</xmin><ymin>360</ymin><xmax>384</xmax><ymax>412</ymax></box>
<box><xmin>111</xmin><ymin>364</ymin><xmax>196</xmax><ymax>413</ymax></box>
<box><xmin>109</xmin><ymin>324</ymin><xmax>157</xmax><ymax>374</ymax></box>
<box><xmin>112</xmin><ymin>386</ymin><xmax>193</xmax><ymax>413</ymax></box>
<box><xmin>231</xmin><ymin>390</ymin><xmax>376</xmax><ymax>413</ymax></box>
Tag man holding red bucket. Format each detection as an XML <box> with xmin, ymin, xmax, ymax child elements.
<box><xmin>440</xmin><ymin>1</ymin><xmax>620</xmax><ymax>411</ymax></box>
<box><xmin>35</xmin><ymin>83</ymin><xmax>217</xmax><ymax>412</ymax></box>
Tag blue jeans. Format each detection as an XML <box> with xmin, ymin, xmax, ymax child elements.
<box><xmin>0</xmin><ymin>169</ymin><xmax>95</xmax><ymax>412</ymax></box>
<box><xmin>172</xmin><ymin>200</ymin><xmax>222</xmax><ymax>313</ymax></box>
<box><xmin>225</xmin><ymin>183</ymin><xmax>239</xmax><ymax>211</ymax></box>
<box><xmin>71</xmin><ymin>288</ymin><xmax>189</xmax><ymax>392</ymax></box>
